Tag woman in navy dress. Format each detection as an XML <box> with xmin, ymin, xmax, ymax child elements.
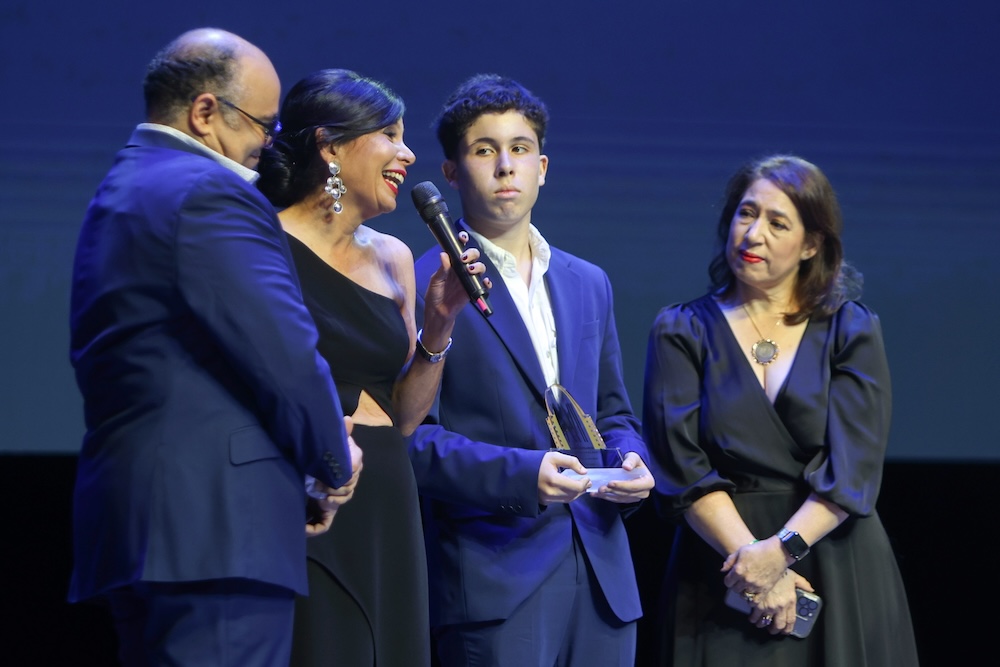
<box><xmin>643</xmin><ymin>155</ymin><xmax>919</xmax><ymax>666</ymax></box>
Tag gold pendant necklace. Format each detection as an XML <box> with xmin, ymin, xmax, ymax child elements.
<box><xmin>742</xmin><ymin>303</ymin><xmax>782</xmax><ymax>366</ymax></box>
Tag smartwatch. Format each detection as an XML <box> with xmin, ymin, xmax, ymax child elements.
<box><xmin>777</xmin><ymin>527</ymin><xmax>810</xmax><ymax>561</ymax></box>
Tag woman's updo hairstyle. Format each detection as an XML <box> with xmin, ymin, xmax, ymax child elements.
<box><xmin>258</xmin><ymin>69</ymin><xmax>405</xmax><ymax>208</ymax></box>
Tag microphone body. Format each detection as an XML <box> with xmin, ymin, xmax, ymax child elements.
<box><xmin>411</xmin><ymin>182</ymin><xmax>493</xmax><ymax>317</ymax></box>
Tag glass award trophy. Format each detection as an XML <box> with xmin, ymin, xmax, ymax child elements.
<box><xmin>544</xmin><ymin>384</ymin><xmax>644</xmax><ymax>491</ymax></box>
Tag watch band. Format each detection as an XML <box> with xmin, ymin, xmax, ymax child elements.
<box><xmin>416</xmin><ymin>328</ymin><xmax>452</xmax><ymax>363</ymax></box>
<box><xmin>777</xmin><ymin>527</ymin><xmax>810</xmax><ymax>561</ymax></box>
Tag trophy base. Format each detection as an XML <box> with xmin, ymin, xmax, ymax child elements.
<box><xmin>560</xmin><ymin>466</ymin><xmax>646</xmax><ymax>491</ymax></box>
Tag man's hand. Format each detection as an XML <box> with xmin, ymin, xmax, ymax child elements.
<box><xmin>592</xmin><ymin>451</ymin><xmax>654</xmax><ymax>503</ymax></box>
<box><xmin>537</xmin><ymin>451</ymin><xmax>590</xmax><ymax>505</ymax></box>
<box><xmin>306</xmin><ymin>416</ymin><xmax>363</xmax><ymax>536</ymax></box>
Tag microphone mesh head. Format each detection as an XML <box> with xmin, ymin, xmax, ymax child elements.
<box><xmin>411</xmin><ymin>181</ymin><xmax>448</xmax><ymax>219</ymax></box>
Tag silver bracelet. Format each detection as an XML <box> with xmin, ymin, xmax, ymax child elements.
<box><xmin>416</xmin><ymin>328</ymin><xmax>453</xmax><ymax>363</ymax></box>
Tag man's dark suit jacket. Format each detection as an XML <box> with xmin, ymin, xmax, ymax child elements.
<box><xmin>68</xmin><ymin>127</ymin><xmax>351</xmax><ymax>602</ymax></box>
<box><xmin>409</xmin><ymin>232</ymin><xmax>646</xmax><ymax>628</ymax></box>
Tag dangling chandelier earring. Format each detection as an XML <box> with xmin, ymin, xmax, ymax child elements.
<box><xmin>325</xmin><ymin>161</ymin><xmax>347</xmax><ymax>214</ymax></box>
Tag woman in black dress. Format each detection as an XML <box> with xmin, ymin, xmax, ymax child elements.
<box><xmin>643</xmin><ymin>155</ymin><xmax>918</xmax><ymax>665</ymax></box>
<box><xmin>257</xmin><ymin>69</ymin><xmax>487</xmax><ymax>667</ymax></box>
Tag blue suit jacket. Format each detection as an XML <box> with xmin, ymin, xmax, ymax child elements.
<box><xmin>68</xmin><ymin>127</ymin><xmax>351</xmax><ymax>601</ymax></box>
<box><xmin>409</xmin><ymin>229</ymin><xmax>645</xmax><ymax>626</ymax></box>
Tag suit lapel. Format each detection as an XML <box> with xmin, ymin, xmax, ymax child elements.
<box><xmin>546</xmin><ymin>251</ymin><xmax>584</xmax><ymax>392</ymax></box>
<box><xmin>460</xmin><ymin>222</ymin><xmax>548</xmax><ymax>400</ymax></box>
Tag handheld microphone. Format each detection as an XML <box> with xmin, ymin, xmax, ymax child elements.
<box><xmin>411</xmin><ymin>181</ymin><xmax>493</xmax><ymax>317</ymax></box>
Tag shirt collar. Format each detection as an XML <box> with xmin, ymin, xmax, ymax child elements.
<box><xmin>136</xmin><ymin>123</ymin><xmax>260</xmax><ymax>184</ymax></box>
<box><xmin>467</xmin><ymin>223</ymin><xmax>551</xmax><ymax>278</ymax></box>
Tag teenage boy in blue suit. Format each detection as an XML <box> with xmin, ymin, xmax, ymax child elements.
<box><xmin>68</xmin><ymin>28</ymin><xmax>361</xmax><ymax>666</ymax></box>
<box><xmin>409</xmin><ymin>74</ymin><xmax>654</xmax><ymax>667</ymax></box>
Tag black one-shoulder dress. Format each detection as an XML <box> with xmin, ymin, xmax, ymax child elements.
<box><xmin>287</xmin><ymin>234</ymin><xmax>429</xmax><ymax>667</ymax></box>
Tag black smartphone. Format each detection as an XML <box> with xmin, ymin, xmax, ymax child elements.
<box><xmin>724</xmin><ymin>587</ymin><xmax>823</xmax><ymax>638</ymax></box>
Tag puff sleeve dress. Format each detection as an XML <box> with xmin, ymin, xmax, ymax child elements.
<box><xmin>643</xmin><ymin>294</ymin><xmax>919</xmax><ymax>666</ymax></box>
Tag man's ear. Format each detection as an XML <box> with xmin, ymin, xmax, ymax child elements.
<box><xmin>538</xmin><ymin>154</ymin><xmax>549</xmax><ymax>187</ymax></box>
<box><xmin>442</xmin><ymin>160</ymin><xmax>459</xmax><ymax>190</ymax></box>
<box><xmin>188</xmin><ymin>93</ymin><xmax>218</xmax><ymax>138</ymax></box>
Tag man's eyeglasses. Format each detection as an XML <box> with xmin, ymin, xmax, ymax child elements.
<box><xmin>217</xmin><ymin>97</ymin><xmax>282</xmax><ymax>147</ymax></box>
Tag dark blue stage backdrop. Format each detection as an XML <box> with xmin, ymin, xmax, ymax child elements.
<box><xmin>2</xmin><ymin>0</ymin><xmax>998</xmax><ymax>459</ymax></box>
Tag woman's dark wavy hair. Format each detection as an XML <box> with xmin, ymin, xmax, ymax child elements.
<box><xmin>434</xmin><ymin>74</ymin><xmax>549</xmax><ymax>160</ymax></box>
<box><xmin>257</xmin><ymin>69</ymin><xmax>405</xmax><ymax>209</ymax></box>
<box><xmin>708</xmin><ymin>155</ymin><xmax>862</xmax><ymax>323</ymax></box>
